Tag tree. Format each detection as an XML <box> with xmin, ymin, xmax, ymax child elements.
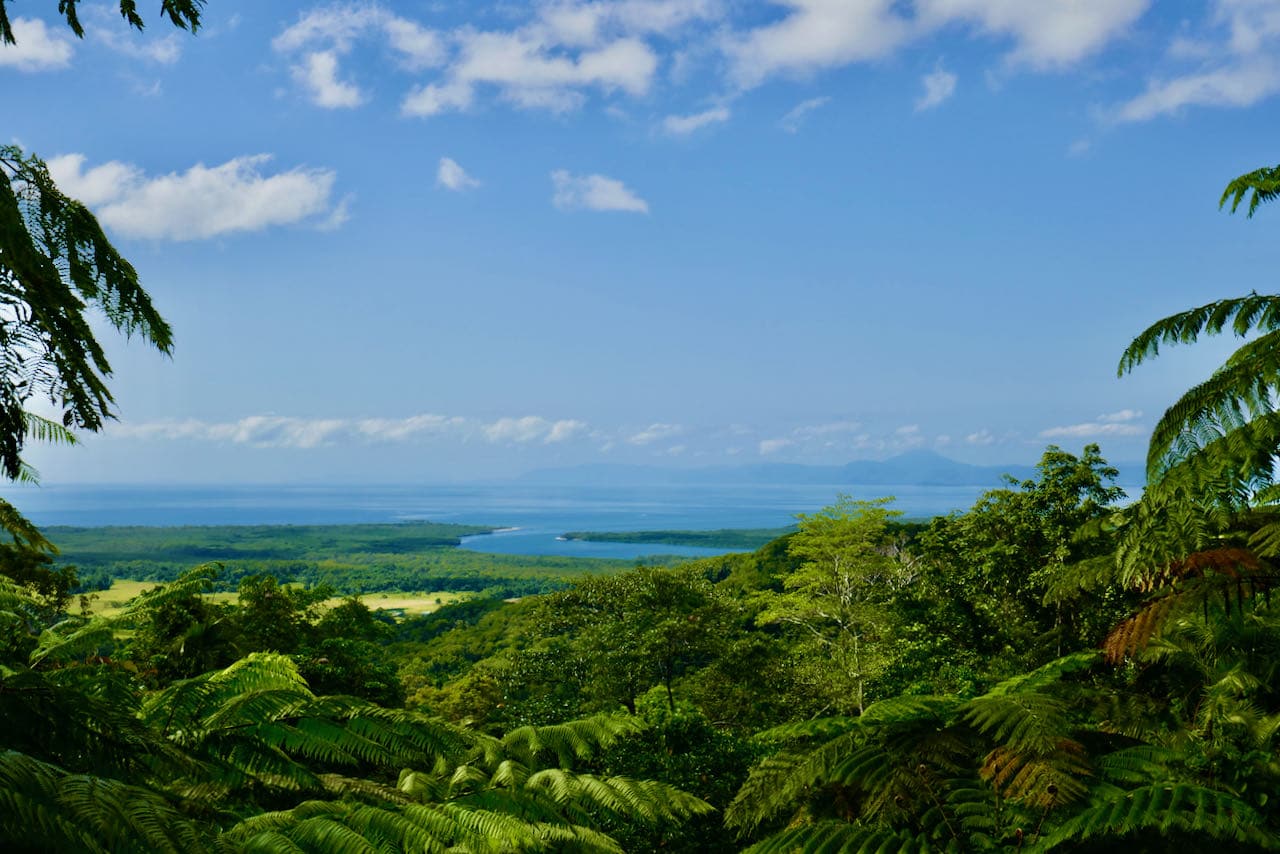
<box><xmin>541</xmin><ymin>565</ymin><xmax>737</xmax><ymax>715</ymax></box>
<box><xmin>917</xmin><ymin>445</ymin><xmax>1127</xmax><ymax>671</ymax></box>
<box><xmin>758</xmin><ymin>496</ymin><xmax>909</xmax><ymax>715</ymax></box>
<box><xmin>0</xmin><ymin>146</ymin><xmax>172</xmax><ymax>481</ymax></box>
<box><xmin>0</xmin><ymin>1</ymin><xmax>204</xmax><ymax>45</ymax></box>
<box><xmin>1103</xmin><ymin>164</ymin><xmax>1280</xmax><ymax>646</ymax></box>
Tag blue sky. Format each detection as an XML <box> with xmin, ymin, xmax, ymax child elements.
<box><xmin>3</xmin><ymin>0</ymin><xmax>1277</xmax><ymax>482</ymax></box>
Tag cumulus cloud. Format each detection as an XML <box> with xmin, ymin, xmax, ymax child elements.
<box><xmin>437</xmin><ymin>157</ymin><xmax>480</xmax><ymax>191</ymax></box>
<box><xmin>402</xmin><ymin>80</ymin><xmax>475</xmax><ymax>116</ymax></box>
<box><xmin>758</xmin><ymin>437</ymin><xmax>794</xmax><ymax>455</ymax></box>
<box><xmin>627</xmin><ymin>423</ymin><xmax>683</xmax><ymax>445</ymax></box>
<box><xmin>278</xmin><ymin>1</ymin><xmax>724</xmax><ymax>118</ymax></box>
<box><xmin>915</xmin><ymin>65</ymin><xmax>957</xmax><ymax>110</ymax></box>
<box><xmin>484</xmin><ymin>416</ymin><xmax>588</xmax><ymax>444</ymax></box>
<box><xmin>915</xmin><ymin>0</ymin><xmax>1150</xmax><ymax>69</ymax></box>
<box><xmin>725</xmin><ymin>0</ymin><xmax>1148</xmax><ymax>90</ymax></box>
<box><xmin>274</xmin><ymin>3</ymin><xmax>447</xmax><ymax>108</ymax></box>
<box><xmin>724</xmin><ymin>0</ymin><xmax>912</xmax><ymax>88</ymax></box>
<box><xmin>292</xmin><ymin>50</ymin><xmax>365</xmax><ymax>108</ymax></box>
<box><xmin>778</xmin><ymin>95</ymin><xmax>831</xmax><ymax>132</ymax></box>
<box><xmin>46</xmin><ymin>153</ymin><xmax>346</xmax><ymax>241</ymax></box>
<box><xmin>0</xmin><ymin>17</ymin><xmax>74</xmax><ymax>71</ymax></box>
<box><xmin>551</xmin><ymin>170</ymin><xmax>649</xmax><ymax>213</ymax></box>
<box><xmin>661</xmin><ymin>105</ymin><xmax>730</xmax><ymax>134</ymax></box>
<box><xmin>1114</xmin><ymin>0</ymin><xmax>1280</xmax><ymax>121</ymax></box>
<box><xmin>268</xmin><ymin>1</ymin><xmax>1158</xmax><ymax>122</ymax></box>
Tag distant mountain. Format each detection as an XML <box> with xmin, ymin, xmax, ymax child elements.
<box><xmin>518</xmin><ymin>451</ymin><xmax>1141</xmax><ymax>488</ymax></box>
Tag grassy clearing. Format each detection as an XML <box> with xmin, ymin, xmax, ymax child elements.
<box><xmin>81</xmin><ymin>579</ymin><xmax>471</xmax><ymax>617</ymax></box>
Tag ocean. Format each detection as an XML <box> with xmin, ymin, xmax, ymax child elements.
<box><xmin>6</xmin><ymin>482</ymin><xmax>1005</xmax><ymax>560</ymax></box>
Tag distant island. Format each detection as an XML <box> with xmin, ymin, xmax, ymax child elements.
<box><xmin>560</xmin><ymin>527</ymin><xmax>796</xmax><ymax>550</ymax></box>
<box><xmin>521</xmin><ymin>449</ymin><xmax>1143</xmax><ymax>488</ymax></box>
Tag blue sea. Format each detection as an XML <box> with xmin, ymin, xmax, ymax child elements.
<box><xmin>6</xmin><ymin>482</ymin><xmax>999</xmax><ymax>560</ymax></box>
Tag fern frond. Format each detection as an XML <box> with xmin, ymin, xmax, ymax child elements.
<box><xmin>1221</xmin><ymin>164</ymin><xmax>1280</xmax><ymax>217</ymax></box>
<box><xmin>0</xmin><ymin>750</ymin><xmax>213</xmax><ymax>853</ymax></box>
<box><xmin>743</xmin><ymin>822</ymin><xmax>934</xmax><ymax>854</ymax></box>
<box><xmin>499</xmin><ymin>713</ymin><xmax>644</xmax><ymax>769</ymax></box>
<box><xmin>1119</xmin><ymin>293</ymin><xmax>1280</xmax><ymax>374</ymax></box>
<box><xmin>1042</xmin><ymin>783</ymin><xmax>1270</xmax><ymax>848</ymax></box>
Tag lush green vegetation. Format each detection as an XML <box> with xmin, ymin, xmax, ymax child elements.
<box><xmin>6</xmin><ymin>93</ymin><xmax>1280</xmax><ymax>850</ymax></box>
<box><xmin>561</xmin><ymin>527</ymin><xmax>797</xmax><ymax>549</ymax></box>
<box><xmin>52</xmin><ymin>521</ymin><xmax>674</xmax><ymax>599</ymax></box>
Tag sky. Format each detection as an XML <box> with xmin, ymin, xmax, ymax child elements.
<box><xmin>3</xmin><ymin>0</ymin><xmax>1278</xmax><ymax>483</ymax></box>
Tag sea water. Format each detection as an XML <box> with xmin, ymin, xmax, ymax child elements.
<box><xmin>4</xmin><ymin>482</ymin><xmax>1003</xmax><ymax>559</ymax></box>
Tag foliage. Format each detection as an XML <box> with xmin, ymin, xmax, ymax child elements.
<box><xmin>0</xmin><ymin>146</ymin><xmax>171</xmax><ymax>481</ymax></box>
<box><xmin>916</xmin><ymin>445</ymin><xmax>1127</xmax><ymax>673</ymax></box>
<box><xmin>757</xmin><ymin>496</ymin><xmax>911</xmax><ymax>715</ymax></box>
<box><xmin>0</xmin><ymin>0</ymin><xmax>204</xmax><ymax>45</ymax></box>
<box><xmin>562</xmin><ymin>527</ymin><xmax>795</xmax><ymax>549</ymax></box>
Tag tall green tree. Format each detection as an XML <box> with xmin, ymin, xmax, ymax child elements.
<box><xmin>758</xmin><ymin>496</ymin><xmax>909</xmax><ymax>715</ymax></box>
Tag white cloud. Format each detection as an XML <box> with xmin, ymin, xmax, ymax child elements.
<box><xmin>0</xmin><ymin>17</ymin><xmax>74</xmax><ymax>71</ymax></box>
<box><xmin>759</xmin><ymin>437</ymin><xmax>794</xmax><ymax>455</ymax></box>
<box><xmin>274</xmin><ymin>3</ymin><xmax>447</xmax><ymax>108</ymax></box>
<box><xmin>402</xmin><ymin>80</ymin><xmax>475</xmax><ymax>116</ymax></box>
<box><xmin>91</xmin><ymin>27</ymin><xmax>182</xmax><ymax>64</ymax></box>
<box><xmin>661</xmin><ymin>105</ymin><xmax>730</xmax><ymax>134</ymax></box>
<box><xmin>42</xmin><ymin>156</ymin><xmax>139</xmax><ymax>207</ymax></box>
<box><xmin>1115</xmin><ymin>59</ymin><xmax>1280</xmax><ymax>121</ymax></box>
<box><xmin>627</xmin><ymin>423</ymin><xmax>683</xmax><ymax>445</ymax></box>
<box><xmin>47</xmin><ymin>153</ymin><xmax>345</xmax><ymax>241</ymax></box>
<box><xmin>726</xmin><ymin>1</ymin><xmax>1147</xmax><ymax>91</ymax></box>
<box><xmin>108</xmin><ymin>413</ymin><xmax>587</xmax><ymax>449</ymax></box>
<box><xmin>484</xmin><ymin>416</ymin><xmax>587</xmax><ymax>444</ymax></box>
<box><xmin>966</xmin><ymin>428</ymin><xmax>996</xmax><ymax>445</ymax></box>
<box><xmin>537</xmin><ymin>0</ymin><xmax>724</xmax><ymax>46</ymax></box>
<box><xmin>1098</xmin><ymin>409</ymin><xmax>1142</xmax><ymax>423</ymax></box>
<box><xmin>915</xmin><ymin>0</ymin><xmax>1150</xmax><ymax>68</ymax></box>
<box><xmin>551</xmin><ymin>170</ymin><xmax>649</xmax><ymax>213</ymax></box>
<box><xmin>1113</xmin><ymin>1</ymin><xmax>1280</xmax><ymax>121</ymax></box>
<box><xmin>437</xmin><ymin>157</ymin><xmax>480</xmax><ymax>191</ymax></box>
<box><xmin>1039</xmin><ymin>421</ymin><xmax>1144</xmax><ymax>439</ymax></box>
<box><xmin>778</xmin><ymin>95</ymin><xmax>831</xmax><ymax>132</ymax></box>
<box><xmin>355</xmin><ymin>415</ymin><xmax>468</xmax><ymax>441</ymax></box>
<box><xmin>382</xmin><ymin>17</ymin><xmax>447</xmax><ymax>69</ymax></box>
<box><xmin>725</xmin><ymin>0</ymin><xmax>912</xmax><ymax>88</ymax></box>
<box><xmin>280</xmin><ymin>1</ymin><xmax>721</xmax><ymax>118</ymax></box>
<box><xmin>915</xmin><ymin>65</ymin><xmax>957</xmax><ymax>110</ymax></box>
<box><xmin>292</xmin><ymin>50</ymin><xmax>365</xmax><ymax>108</ymax></box>
<box><xmin>447</xmin><ymin>31</ymin><xmax>658</xmax><ymax>114</ymax></box>
<box><xmin>546</xmin><ymin>420</ymin><xmax>589</xmax><ymax>443</ymax></box>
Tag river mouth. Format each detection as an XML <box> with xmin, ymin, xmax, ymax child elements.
<box><xmin>457</xmin><ymin>527</ymin><xmax>732</xmax><ymax>561</ymax></box>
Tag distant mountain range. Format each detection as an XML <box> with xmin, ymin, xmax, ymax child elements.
<box><xmin>519</xmin><ymin>450</ymin><xmax>1144</xmax><ymax>488</ymax></box>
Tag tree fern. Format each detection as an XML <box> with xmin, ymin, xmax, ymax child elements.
<box><xmin>1041</xmin><ymin>783</ymin><xmax>1272</xmax><ymax>849</ymax></box>
<box><xmin>741</xmin><ymin>822</ymin><xmax>937</xmax><ymax>854</ymax></box>
<box><xmin>0</xmin><ymin>750</ymin><xmax>213</xmax><ymax>853</ymax></box>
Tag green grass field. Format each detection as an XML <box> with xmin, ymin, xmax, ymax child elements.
<box><xmin>82</xmin><ymin>578</ymin><xmax>473</xmax><ymax>617</ymax></box>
